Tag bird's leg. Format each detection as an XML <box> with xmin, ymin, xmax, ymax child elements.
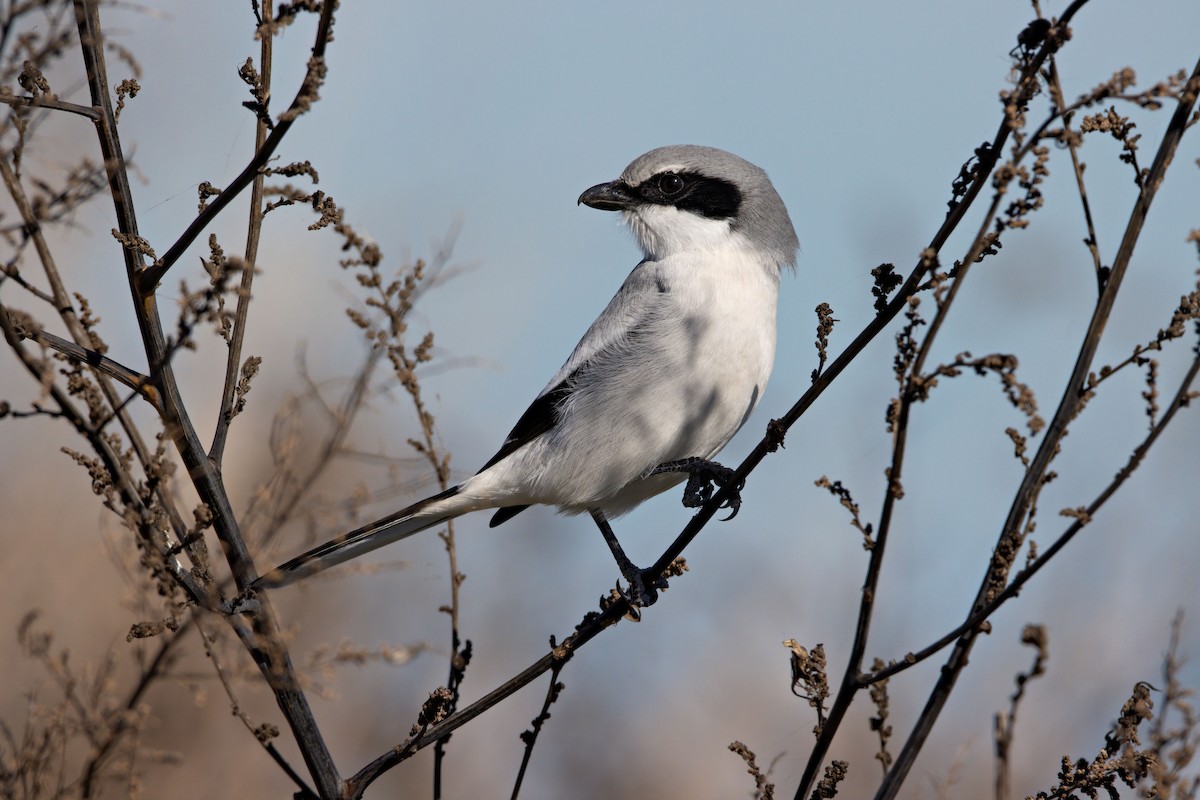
<box><xmin>647</xmin><ymin>457</ymin><xmax>746</xmax><ymax>520</ymax></box>
<box><xmin>589</xmin><ymin>510</ymin><xmax>664</xmax><ymax>607</ymax></box>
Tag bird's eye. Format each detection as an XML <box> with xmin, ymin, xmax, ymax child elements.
<box><xmin>658</xmin><ymin>173</ymin><xmax>685</xmax><ymax>195</ymax></box>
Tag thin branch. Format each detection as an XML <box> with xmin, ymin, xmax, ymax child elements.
<box><xmin>1044</xmin><ymin>55</ymin><xmax>1105</xmax><ymax>292</ymax></box>
<box><xmin>135</xmin><ymin>0</ymin><xmax>336</xmax><ymax>294</ymax></box>
<box><xmin>510</xmin><ymin>652</ymin><xmax>567</xmax><ymax>800</ymax></box>
<box><xmin>209</xmin><ymin>0</ymin><xmax>272</xmax><ymax>465</ymax></box>
<box><xmin>347</xmin><ymin>605</ymin><xmax>623</xmax><ymax>798</ymax></box>
<box><xmin>872</xmin><ymin>47</ymin><xmax>1200</xmax><ymax>800</ymax></box>
<box><xmin>195</xmin><ymin>618</ymin><xmax>318</xmax><ymax>800</ymax></box>
<box><xmin>993</xmin><ymin>625</ymin><xmax>1048</xmax><ymax>800</ymax></box>
<box><xmin>797</xmin><ymin>202</ymin><xmax>1003</xmax><ymax>798</ymax></box>
<box><xmin>21</xmin><ymin>325</ymin><xmax>153</xmax><ymax>399</ymax></box>
<box><xmin>433</xmin><ymin>518</ymin><xmax>467</xmax><ymax>800</ymax></box>
<box><xmin>864</xmin><ymin>348</ymin><xmax>1200</xmax><ymax>687</ymax></box>
<box><xmin>794</xmin><ymin>8</ymin><xmax>1089</xmax><ymax>797</ymax></box>
<box><xmin>0</xmin><ymin>90</ymin><xmax>99</xmax><ymax>119</ymax></box>
<box><xmin>1</xmin><ymin>259</ymin><xmax>57</xmax><ymax>303</ymax></box>
<box><xmin>72</xmin><ymin>0</ymin><xmax>341</xmax><ymax>793</ymax></box>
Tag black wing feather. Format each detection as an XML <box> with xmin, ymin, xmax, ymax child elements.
<box><xmin>478</xmin><ymin>373</ymin><xmax>575</xmax><ymax>471</ymax></box>
<box><xmin>478</xmin><ymin>373</ymin><xmax>578</xmax><ymax>528</ymax></box>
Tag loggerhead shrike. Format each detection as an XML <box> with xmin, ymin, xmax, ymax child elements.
<box><xmin>255</xmin><ymin>145</ymin><xmax>798</xmax><ymax>605</ymax></box>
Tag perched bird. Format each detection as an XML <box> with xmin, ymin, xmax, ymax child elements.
<box><xmin>255</xmin><ymin>145</ymin><xmax>798</xmax><ymax>604</ymax></box>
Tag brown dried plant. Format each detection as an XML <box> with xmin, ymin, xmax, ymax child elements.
<box><xmin>785</xmin><ymin>3</ymin><xmax>1200</xmax><ymax>799</ymax></box>
<box><xmin>0</xmin><ymin>2</ymin><xmax>451</xmax><ymax>798</ymax></box>
<box><xmin>1004</xmin><ymin>614</ymin><xmax>1200</xmax><ymax>800</ymax></box>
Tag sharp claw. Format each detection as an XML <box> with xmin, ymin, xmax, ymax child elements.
<box><xmin>718</xmin><ymin>474</ymin><xmax>746</xmax><ymax>519</ymax></box>
<box><xmin>656</xmin><ymin>458</ymin><xmax>744</xmax><ymax>518</ymax></box>
<box><xmin>623</xmin><ymin>570</ymin><xmax>660</xmax><ymax>607</ymax></box>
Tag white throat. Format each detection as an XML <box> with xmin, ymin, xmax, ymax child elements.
<box><xmin>623</xmin><ymin>205</ymin><xmax>741</xmax><ymax>261</ymax></box>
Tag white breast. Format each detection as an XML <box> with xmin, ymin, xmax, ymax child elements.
<box><xmin>462</xmin><ymin>233</ymin><xmax>780</xmax><ymax>519</ymax></box>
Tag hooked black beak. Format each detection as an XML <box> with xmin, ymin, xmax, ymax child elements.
<box><xmin>578</xmin><ymin>180</ymin><xmax>637</xmax><ymax>211</ymax></box>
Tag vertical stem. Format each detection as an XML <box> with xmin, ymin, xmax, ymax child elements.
<box><xmin>1044</xmin><ymin>57</ymin><xmax>1105</xmax><ymax>291</ymax></box>
<box><xmin>873</xmin><ymin>51</ymin><xmax>1200</xmax><ymax>800</ymax></box>
<box><xmin>71</xmin><ymin>1</ymin><xmax>341</xmax><ymax>795</ymax></box>
<box><xmin>210</xmin><ymin>2</ymin><xmax>272</xmax><ymax>464</ymax></box>
<box><xmin>433</xmin><ymin>517</ymin><xmax>462</xmax><ymax>800</ymax></box>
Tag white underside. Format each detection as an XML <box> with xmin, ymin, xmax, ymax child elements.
<box><xmin>426</xmin><ymin>224</ymin><xmax>780</xmax><ymax>522</ymax></box>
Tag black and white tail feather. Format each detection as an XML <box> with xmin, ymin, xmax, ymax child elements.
<box><xmin>255</xmin><ymin>487</ymin><xmax>461</xmax><ymax>587</ymax></box>
<box><xmin>253</xmin><ymin>145</ymin><xmax>798</xmax><ymax>602</ymax></box>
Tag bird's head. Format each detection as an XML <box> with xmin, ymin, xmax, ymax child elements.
<box><xmin>578</xmin><ymin>145</ymin><xmax>798</xmax><ymax>269</ymax></box>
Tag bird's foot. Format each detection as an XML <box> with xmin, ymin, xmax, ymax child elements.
<box><xmin>590</xmin><ymin>510</ymin><xmax>666</xmax><ymax>609</ymax></box>
<box><xmin>618</xmin><ymin>567</ymin><xmax>668</xmax><ymax>608</ymax></box>
<box><xmin>649</xmin><ymin>457</ymin><xmax>746</xmax><ymax>520</ymax></box>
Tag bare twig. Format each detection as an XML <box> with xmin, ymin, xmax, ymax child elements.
<box><xmin>864</xmin><ymin>346</ymin><xmax>1200</xmax><ymax>687</ymax></box>
<box><xmin>209</xmin><ymin>0</ymin><xmax>273</xmax><ymax>465</ymax></box>
<box><xmin>873</xmin><ymin>47</ymin><xmax>1200</xmax><ymax>800</ymax></box>
<box><xmin>135</xmin><ymin>0</ymin><xmax>336</xmax><ymax>293</ymax></box>
<box><xmin>347</xmin><ymin>608</ymin><xmax>621</xmax><ymax>798</ymax></box>
<box><xmin>71</xmin><ymin>0</ymin><xmax>341</xmax><ymax>793</ymax></box>
<box><xmin>510</xmin><ymin>650</ymin><xmax>567</xmax><ymax>800</ymax></box>
<box><xmin>0</xmin><ymin>90</ymin><xmax>99</xmax><ymax>120</ymax></box>
<box><xmin>195</xmin><ymin>618</ymin><xmax>317</xmax><ymax>799</ymax></box>
<box><xmin>993</xmin><ymin>625</ymin><xmax>1049</xmax><ymax>800</ymax></box>
<box><xmin>1043</xmin><ymin>55</ymin><xmax>1105</xmax><ymax>291</ymax></box>
<box><xmin>794</xmin><ymin>11</ymin><xmax>1075</xmax><ymax>794</ymax></box>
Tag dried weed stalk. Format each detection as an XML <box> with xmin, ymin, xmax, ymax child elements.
<box><xmin>0</xmin><ymin>1</ymin><xmax>446</xmax><ymax>797</ymax></box>
<box><xmin>994</xmin><ymin>625</ymin><xmax>1049</xmax><ymax>800</ymax></box>
<box><xmin>791</xmin><ymin>4</ymin><xmax>1200</xmax><ymax>799</ymax></box>
<box><xmin>729</xmin><ymin>740</ymin><xmax>778</xmax><ymax>800</ymax></box>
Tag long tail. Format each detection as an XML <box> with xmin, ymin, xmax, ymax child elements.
<box><xmin>254</xmin><ymin>485</ymin><xmax>463</xmax><ymax>589</ymax></box>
